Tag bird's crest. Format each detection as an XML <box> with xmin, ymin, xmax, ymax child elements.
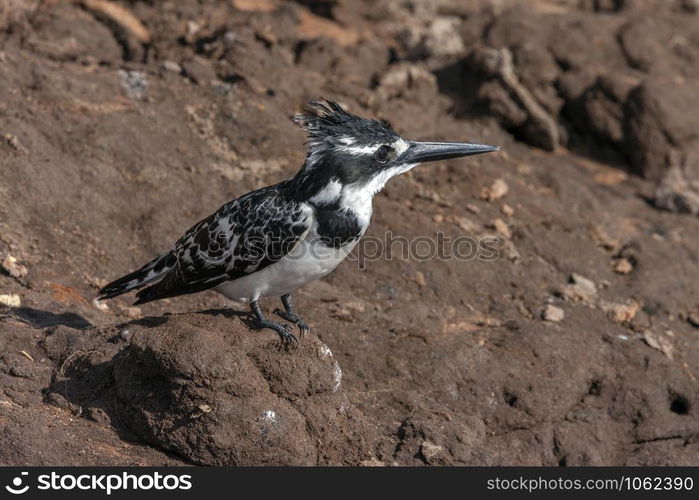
<box><xmin>293</xmin><ymin>98</ymin><xmax>398</xmax><ymax>148</ymax></box>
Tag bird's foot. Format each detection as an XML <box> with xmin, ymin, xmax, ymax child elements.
<box><xmin>273</xmin><ymin>308</ymin><xmax>310</xmax><ymax>337</ymax></box>
<box><xmin>254</xmin><ymin>317</ymin><xmax>299</xmax><ymax>350</ymax></box>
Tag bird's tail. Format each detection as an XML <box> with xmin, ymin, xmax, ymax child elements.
<box><xmin>97</xmin><ymin>252</ymin><xmax>177</xmax><ymax>300</ymax></box>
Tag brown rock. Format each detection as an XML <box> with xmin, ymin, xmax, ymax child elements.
<box><xmin>601</xmin><ymin>300</ymin><xmax>640</xmax><ymax>324</ymax></box>
<box><xmin>182</xmin><ymin>56</ymin><xmax>217</xmax><ymax>85</ymax></box>
<box><xmin>48</xmin><ymin>313</ymin><xmax>375</xmax><ymax>466</ymax></box>
<box><xmin>562</xmin><ymin>274</ymin><xmax>597</xmax><ymax>303</ymax></box>
<box><xmin>612</xmin><ymin>258</ymin><xmax>634</xmax><ymax>275</ymax></box>
<box><xmin>2</xmin><ymin>255</ymin><xmax>28</xmax><ymax>279</ymax></box>
<box><xmin>542</xmin><ymin>304</ymin><xmax>565</xmax><ymax>323</ymax></box>
<box><xmin>480</xmin><ymin>178</ymin><xmax>509</xmax><ymax>202</ymax></box>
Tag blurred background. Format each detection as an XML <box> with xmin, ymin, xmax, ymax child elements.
<box><xmin>1</xmin><ymin>0</ymin><xmax>698</xmax><ymax>466</ymax></box>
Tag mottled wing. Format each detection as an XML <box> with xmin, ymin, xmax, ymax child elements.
<box><xmin>134</xmin><ymin>186</ymin><xmax>311</xmax><ymax>304</ymax></box>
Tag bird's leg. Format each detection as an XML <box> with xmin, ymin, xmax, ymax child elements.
<box><xmin>274</xmin><ymin>293</ymin><xmax>310</xmax><ymax>336</ymax></box>
<box><xmin>250</xmin><ymin>300</ymin><xmax>298</xmax><ymax>349</ymax></box>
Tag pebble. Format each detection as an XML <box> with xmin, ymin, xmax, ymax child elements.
<box><xmin>563</xmin><ymin>273</ymin><xmax>597</xmax><ymax>303</ymax></box>
<box><xmin>491</xmin><ymin>218</ymin><xmax>511</xmax><ymax>239</ymax></box>
<box><xmin>162</xmin><ymin>60</ymin><xmax>182</xmax><ymax>73</ymax></box>
<box><xmin>643</xmin><ymin>330</ymin><xmax>674</xmax><ymax>359</ymax></box>
<box><xmin>542</xmin><ymin>304</ymin><xmax>565</xmax><ymax>322</ymax></box>
<box><xmin>501</xmin><ymin>203</ymin><xmax>515</xmax><ymax>217</ymax></box>
<box><xmin>0</xmin><ymin>294</ymin><xmax>21</xmax><ymax>308</ymax></box>
<box><xmin>601</xmin><ymin>300</ymin><xmax>639</xmax><ymax>324</ymax></box>
<box><xmin>4</xmin><ymin>133</ymin><xmax>27</xmax><ymax>153</ymax></box>
<box><xmin>457</xmin><ymin>216</ymin><xmax>478</xmax><ymax>233</ymax></box>
<box><xmin>123</xmin><ymin>306</ymin><xmax>142</xmax><ymax>319</ymax></box>
<box><xmin>465</xmin><ymin>203</ymin><xmax>481</xmax><ymax>214</ymax></box>
<box><xmin>419</xmin><ymin>441</ymin><xmax>444</xmax><ymax>463</ymax></box>
<box><xmin>1</xmin><ymin>255</ymin><xmax>28</xmax><ymax>279</ymax></box>
<box><xmin>612</xmin><ymin>258</ymin><xmax>633</xmax><ymax>274</ymax></box>
<box><xmin>331</xmin><ymin>300</ymin><xmax>366</xmax><ymax>320</ymax></box>
<box><xmin>480</xmin><ymin>178</ymin><xmax>509</xmax><ymax>202</ymax></box>
<box><xmin>118</xmin><ymin>69</ymin><xmax>148</xmax><ymax>100</ymax></box>
<box><xmin>181</xmin><ymin>56</ymin><xmax>217</xmax><ymax>85</ymax></box>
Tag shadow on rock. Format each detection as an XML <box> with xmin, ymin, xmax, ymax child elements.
<box><xmin>45</xmin><ymin>312</ymin><xmax>378</xmax><ymax>465</ymax></box>
<box><xmin>12</xmin><ymin>306</ymin><xmax>93</xmax><ymax>329</ymax></box>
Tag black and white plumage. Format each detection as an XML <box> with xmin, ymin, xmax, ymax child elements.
<box><xmin>98</xmin><ymin>99</ymin><xmax>499</xmax><ymax>347</ymax></box>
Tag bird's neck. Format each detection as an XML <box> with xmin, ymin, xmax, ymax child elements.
<box><xmin>308</xmin><ymin>179</ymin><xmax>373</xmax><ymax>228</ymax></box>
<box><xmin>284</xmin><ymin>156</ymin><xmax>407</xmax><ymax>228</ymax></box>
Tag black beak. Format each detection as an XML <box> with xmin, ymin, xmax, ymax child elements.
<box><xmin>399</xmin><ymin>141</ymin><xmax>500</xmax><ymax>165</ymax></box>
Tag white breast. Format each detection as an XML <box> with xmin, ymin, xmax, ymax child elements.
<box><xmin>215</xmin><ymin>217</ymin><xmax>358</xmax><ymax>302</ymax></box>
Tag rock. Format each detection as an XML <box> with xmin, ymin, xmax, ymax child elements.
<box><xmin>0</xmin><ymin>294</ymin><xmax>21</xmax><ymax>307</ymax></box>
<box><xmin>119</xmin><ymin>328</ymin><xmax>132</xmax><ymax>341</ymax></box>
<box><xmin>49</xmin><ymin>313</ymin><xmax>375</xmax><ymax>466</ymax></box>
<box><xmin>624</xmin><ymin>78</ymin><xmax>699</xmax><ymax>181</ymax></box>
<box><xmin>643</xmin><ymin>330</ymin><xmax>674</xmax><ymax>359</ymax></box>
<box><xmin>419</xmin><ymin>440</ymin><xmax>444</xmax><ymax>463</ymax></box>
<box><xmin>121</xmin><ymin>306</ymin><xmax>142</xmax><ymax>318</ymax></box>
<box><xmin>490</xmin><ymin>218</ymin><xmax>511</xmax><ymax>239</ymax></box>
<box><xmin>456</xmin><ymin>216</ymin><xmax>478</xmax><ymax>233</ymax></box>
<box><xmin>25</xmin><ymin>3</ymin><xmax>123</xmax><ymax>64</ymax></box>
<box><xmin>480</xmin><ymin>178</ymin><xmax>509</xmax><ymax>202</ymax></box>
<box><xmin>162</xmin><ymin>60</ymin><xmax>182</xmax><ymax>74</ymax></box>
<box><xmin>377</xmin><ymin>62</ymin><xmax>437</xmax><ymax>98</ymax></box>
<box><xmin>181</xmin><ymin>56</ymin><xmax>217</xmax><ymax>85</ymax></box>
<box><xmin>295</xmin><ymin>9</ymin><xmax>359</xmax><ymax>47</ymax></box>
<box><xmin>542</xmin><ymin>304</ymin><xmax>565</xmax><ymax>322</ymax></box>
<box><xmin>4</xmin><ymin>133</ymin><xmax>27</xmax><ymax>154</ymax></box>
<box><xmin>331</xmin><ymin>301</ymin><xmax>366</xmax><ymax>320</ymax></box>
<box><xmin>469</xmin><ymin>46</ymin><xmax>561</xmax><ymax>151</ymax></box>
<box><xmin>562</xmin><ymin>274</ymin><xmax>597</xmax><ymax>303</ymax></box>
<box><xmin>654</xmin><ymin>164</ymin><xmax>699</xmax><ymax>216</ymax></box>
<box><xmin>501</xmin><ymin>203</ymin><xmax>514</xmax><ymax>217</ymax></box>
<box><xmin>395</xmin><ymin>410</ymin><xmax>485</xmax><ymax>465</ymax></box>
<box><xmin>1</xmin><ymin>255</ymin><xmax>27</xmax><ymax>279</ymax></box>
<box><xmin>92</xmin><ymin>297</ymin><xmax>109</xmax><ymax>311</ymax></box>
<box><xmin>295</xmin><ymin>38</ymin><xmax>341</xmax><ymax>74</ymax></box>
<box><xmin>601</xmin><ymin>300</ymin><xmax>639</xmax><ymax>324</ymax></box>
<box><xmin>565</xmin><ymin>74</ymin><xmax>636</xmax><ymax>149</ymax></box>
<box><xmin>118</xmin><ymin>70</ymin><xmax>148</xmax><ymax>100</ymax></box>
<box><xmin>424</xmin><ymin>17</ymin><xmax>466</xmax><ymax>58</ymax></box>
<box><xmin>502</xmin><ymin>239</ymin><xmax>520</xmax><ymax>262</ymax></box>
<box><xmin>465</xmin><ymin>203</ymin><xmax>481</xmax><ymax>214</ymax></box>
<box><xmin>612</xmin><ymin>258</ymin><xmax>634</xmax><ymax>275</ymax></box>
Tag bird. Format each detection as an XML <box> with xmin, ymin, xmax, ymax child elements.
<box><xmin>98</xmin><ymin>99</ymin><xmax>499</xmax><ymax>348</ymax></box>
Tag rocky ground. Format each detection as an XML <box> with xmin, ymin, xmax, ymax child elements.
<box><xmin>1</xmin><ymin>0</ymin><xmax>699</xmax><ymax>465</ymax></box>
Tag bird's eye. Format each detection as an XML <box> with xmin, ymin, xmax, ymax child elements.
<box><xmin>374</xmin><ymin>144</ymin><xmax>393</xmax><ymax>164</ymax></box>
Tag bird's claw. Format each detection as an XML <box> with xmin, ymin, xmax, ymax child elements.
<box><xmin>253</xmin><ymin>317</ymin><xmax>298</xmax><ymax>352</ymax></box>
<box><xmin>273</xmin><ymin>308</ymin><xmax>310</xmax><ymax>337</ymax></box>
<box><xmin>276</xmin><ymin>324</ymin><xmax>299</xmax><ymax>352</ymax></box>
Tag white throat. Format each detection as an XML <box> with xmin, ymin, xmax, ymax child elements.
<box><xmin>340</xmin><ymin>162</ymin><xmax>415</xmax><ymax>227</ymax></box>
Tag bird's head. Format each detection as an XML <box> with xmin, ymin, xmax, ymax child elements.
<box><xmin>290</xmin><ymin>99</ymin><xmax>499</xmax><ymax>205</ymax></box>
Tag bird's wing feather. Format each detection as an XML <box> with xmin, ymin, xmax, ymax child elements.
<box><xmin>134</xmin><ymin>185</ymin><xmax>311</xmax><ymax>304</ymax></box>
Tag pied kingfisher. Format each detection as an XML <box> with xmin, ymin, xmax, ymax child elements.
<box><xmin>98</xmin><ymin>99</ymin><xmax>499</xmax><ymax>347</ymax></box>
